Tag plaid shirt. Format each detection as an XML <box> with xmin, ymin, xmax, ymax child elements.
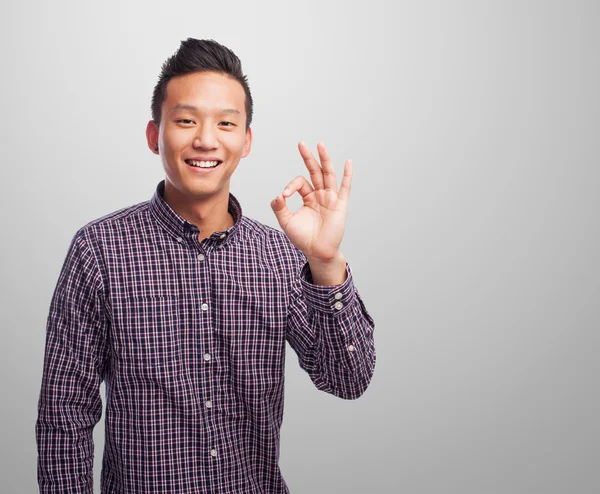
<box><xmin>36</xmin><ymin>181</ymin><xmax>376</xmax><ymax>493</ymax></box>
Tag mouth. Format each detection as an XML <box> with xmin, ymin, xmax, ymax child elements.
<box><xmin>185</xmin><ymin>159</ymin><xmax>222</xmax><ymax>169</ymax></box>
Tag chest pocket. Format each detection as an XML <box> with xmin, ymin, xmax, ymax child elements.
<box><xmin>111</xmin><ymin>296</ymin><xmax>182</xmax><ymax>366</ymax></box>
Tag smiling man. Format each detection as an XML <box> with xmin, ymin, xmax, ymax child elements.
<box><xmin>36</xmin><ymin>38</ymin><xmax>376</xmax><ymax>494</ymax></box>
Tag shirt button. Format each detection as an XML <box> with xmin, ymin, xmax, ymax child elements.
<box><xmin>219</xmin><ymin>233</ymin><xmax>226</xmax><ymax>239</ymax></box>
<box><xmin>210</xmin><ymin>449</ymin><xmax>217</xmax><ymax>457</ymax></box>
<box><xmin>197</xmin><ymin>253</ymin><xmax>205</xmax><ymax>261</ymax></box>
<box><xmin>205</xmin><ymin>400</ymin><xmax>212</xmax><ymax>409</ymax></box>
<box><xmin>203</xmin><ymin>353</ymin><xmax>211</xmax><ymax>362</ymax></box>
<box><xmin>334</xmin><ymin>292</ymin><xmax>343</xmax><ymax>300</ymax></box>
<box><xmin>334</xmin><ymin>301</ymin><xmax>344</xmax><ymax>310</ymax></box>
<box><xmin>176</xmin><ymin>237</ymin><xmax>183</xmax><ymax>243</ymax></box>
<box><xmin>201</xmin><ymin>303</ymin><xmax>208</xmax><ymax>311</ymax></box>
<box><xmin>347</xmin><ymin>344</ymin><xmax>356</xmax><ymax>352</ymax></box>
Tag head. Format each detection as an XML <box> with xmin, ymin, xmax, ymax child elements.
<box><xmin>146</xmin><ymin>38</ymin><xmax>253</xmax><ymax>203</ymax></box>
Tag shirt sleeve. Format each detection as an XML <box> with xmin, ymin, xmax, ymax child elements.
<box><xmin>36</xmin><ymin>229</ymin><xmax>109</xmax><ymax>494</ymax></box>
<box><xmin>285</xmin><ymin>249</ymin><xmax>376</xmax><ymax>400</ymax></box>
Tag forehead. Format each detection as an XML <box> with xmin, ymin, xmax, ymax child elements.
<box><xmin>163</xmin><ymin>71</ymin><xmax>246</xmax><ymax>113</ymax></box>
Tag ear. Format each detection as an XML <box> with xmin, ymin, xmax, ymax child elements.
<box><xmin>146</xmin><ymin>120</ymin><xmax>160</xmax><ymax>154</ymax></box>
<box><xmin>241</xmin><ymin>127</ymin><xmax>253</xmax><ymax>158</ymax></box>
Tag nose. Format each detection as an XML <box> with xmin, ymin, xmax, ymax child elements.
<box><xmin>193</xmin><ymin>123</ymin><xmax>219</xmax><ymax>150</ymax></box>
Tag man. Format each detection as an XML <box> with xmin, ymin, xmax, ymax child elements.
<box><xmin>36</xmin><ymin>38</ymin><xmax>376</xmax><ymax>493</ymax></box>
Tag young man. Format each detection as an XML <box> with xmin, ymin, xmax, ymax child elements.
<box><xmin>36</xmin><ymin>38</ymin><xmax>376</xmax><ymax>493</ymax></box>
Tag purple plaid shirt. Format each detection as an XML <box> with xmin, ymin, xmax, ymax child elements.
<box><xmin>36</xmin><ymin>181</ymin><xmax>376</xmax><ymax>493</ymax></box>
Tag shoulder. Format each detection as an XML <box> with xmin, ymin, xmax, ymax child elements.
<box><xmin>64</xmin><ymin>201</ymin><xmax>154</xmax><ymax>274</ymax></box>
<box><xmin>80</xmin><ymin>200</ymin><xmax>150</xmax><ymax>231</ymax></box>
<box><xmin>239</xmin><ymin>216</ymin><xmax>282</xmax><ymax>239</ymax></box>
<box><xmin>239</xmin><ymin>216</ymin><xmax>307</xmax><ymax>272</ymax></box>
<box><xmin>56</xmin><ymin>203</ymin><xmax>150</xmax><ymax>290</ymax></box>
<box><xmin>72</xmin><ymin>200</ymin><xmax>151</xmax><ymax>242</ymax></box>
<box><xmin>239</xmin><ymin>216</ymin><xmax>296</xmax><ymax>252</ymax></box>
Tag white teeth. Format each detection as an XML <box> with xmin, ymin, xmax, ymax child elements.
<box><xmin>188</xmin><ymin>160</ymin><xmax>219</xmax><ymax>168</ymax></box>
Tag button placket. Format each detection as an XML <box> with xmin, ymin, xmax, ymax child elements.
<box><xmin>194</xmin><ymin>237</ymin><xmax>216</xmax><ymax>452</ymax></box>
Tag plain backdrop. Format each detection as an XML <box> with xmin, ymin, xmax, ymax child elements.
<box><xmin>1</xmin><ymin>1</ymin><xmax>599</xmax><ymax>493</ymax></box>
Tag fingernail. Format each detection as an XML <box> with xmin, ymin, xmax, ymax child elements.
<box><xmin>283</xmin><ymin>187</ymin><xmax>290</xmax><ymax>195</ymax></box>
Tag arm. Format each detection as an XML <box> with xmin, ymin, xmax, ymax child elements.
<box><xmin>286</xmin><ymin>249</ymin><xmax>376</xmax><ymax>399</ymax></box>
<box><xmin>36</xmin><ymin>229</ymin><xmax>109</xmax><ymax>494</ymax></box>
<box><xmin>271</xmin><ymin>142</ymin><xmax>376</xmax><ymax>398</ymax></box>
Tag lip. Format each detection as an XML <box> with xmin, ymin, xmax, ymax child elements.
<box><xmin>185</xmin><ymin>156</ymin><xmax>223</xmax><ymax>163</ymax></box>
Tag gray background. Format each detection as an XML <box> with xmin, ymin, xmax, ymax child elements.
<box><xmin>1</xmin><ymin>0</ymin><xmax>599</xmax><ymax>493</ymax></box>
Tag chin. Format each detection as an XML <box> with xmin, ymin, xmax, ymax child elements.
<box><xmin>187</xmin><ymin>185</ymin><xmax>226</xmax><ymax>199</ymax></box>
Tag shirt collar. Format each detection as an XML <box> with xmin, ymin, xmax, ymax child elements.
<box><xmin>149</xmin><ymin>180</ymin><xmax>243</xmax><ymax>243</ymax></box>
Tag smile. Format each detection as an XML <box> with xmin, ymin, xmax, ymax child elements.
<box><xmin>185</xmin><ymin>159</ymin><xmax>221</xmax><ymax>168</ymax></box>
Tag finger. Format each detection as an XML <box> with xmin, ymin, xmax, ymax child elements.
<box><xmin>270</xmin><ymin>194</ymin><xmax>293</xmax><ymax>228</ymax></box>
<box><xmin>317</xmin><ymin>142</ymin><xmax>337</xmax><ymax>191</ymax></box>
<box><xmin>298</xmin><ymin>141</ymin><xmax>324</xmax><ymax>190</ymax></box>
<box><xmin>338</xmin><ymin>159</ymin><xmax>353</xmax><ymax>202</ymax></box>
<box><xmin>283</xmin><ymin>175</ymin><xmax>314</xmax><ymax>200</ymax></box>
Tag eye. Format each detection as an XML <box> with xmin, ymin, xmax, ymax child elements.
<box><xmin>219</xmin><ymin>121</ymin><xmax>235</xmax><ymax>127</ymax></box>
<box><xmin>177</xmin><ymin>119</ymin><xmax>195</xmax><ymax>125</ymax></box>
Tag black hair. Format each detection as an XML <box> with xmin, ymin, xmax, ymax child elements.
<box><xmin>151</xmin><ymin>38</ymin><xmax>253</xmax><ymax>129</ymax></box>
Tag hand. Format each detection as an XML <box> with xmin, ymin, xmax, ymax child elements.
<box><xmin>271</xmin><ymin>141</ymin><xmax>352</xmax><ymax>263</ymax></box>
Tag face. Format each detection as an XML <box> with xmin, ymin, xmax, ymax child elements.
<box><xmin>146</xmin><ymin>71</ymin><xmax>252</xmax><ymax>203</ymax></box>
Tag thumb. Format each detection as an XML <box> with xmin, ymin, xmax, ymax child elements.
<box><xmin>270</xmin><ymin>194</ymin><xmax>293</xmax><ymax>229</ymax></box>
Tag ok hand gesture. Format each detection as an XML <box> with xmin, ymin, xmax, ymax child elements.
<box><xmin>271</xmin><ymin>142</ymin><xmax>352</xmax><ymax>264</ymax></box>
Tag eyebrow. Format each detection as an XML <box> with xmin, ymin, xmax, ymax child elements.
<box><xmin>173</xmin><ymin>104</ymin><xmax>240</xmax><ymax>115</ymax></box>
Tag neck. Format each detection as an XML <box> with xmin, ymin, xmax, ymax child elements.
<box><xmin>163</xmin><ymin>182</ymin><xmax>234</xmax><ymax>241</ymax></box>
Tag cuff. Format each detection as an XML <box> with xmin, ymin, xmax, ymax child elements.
<box><xmin>299</xmin><ymin>262</ymin><xmax>356</xmax><ymax>314</ymax></box>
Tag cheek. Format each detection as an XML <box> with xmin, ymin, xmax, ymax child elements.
<box><xmin>223</xmin><ymin>133</ymin><xmax>248</xmax><ymax>154</ymax></box>
<box><xmin>163</xmin><ymin>129</ymin><xmax>191</xmax><ymax>153</ymax></box>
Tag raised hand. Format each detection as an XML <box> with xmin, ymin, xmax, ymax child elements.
<box><xmin>270</xmin><ymin>141</ymin><xmax>352</xmax><ymax>266</ymax></box>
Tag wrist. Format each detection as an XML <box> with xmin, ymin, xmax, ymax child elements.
<box><xmin>306</xmin><ymin>252</ymin><xmax>347</xmax><ymax>286</ymax></box>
